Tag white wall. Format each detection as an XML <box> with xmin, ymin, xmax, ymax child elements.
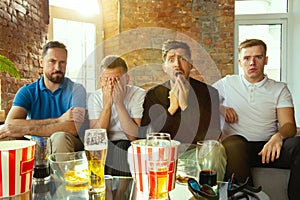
<box><xmin>288</xmin><ymin>0</ymin><xmax>300</xmax><ymax>127</ymax></box>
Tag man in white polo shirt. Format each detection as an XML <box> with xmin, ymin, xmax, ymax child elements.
<box><xmin>213</xmin><ymin>39</ymin><xmax>300</xmax><ymax>200</ymax></box>
<box><xmin>88</xmin><ymin>55</ymin><xmax>145</xmax><ymax>176</ymax></box>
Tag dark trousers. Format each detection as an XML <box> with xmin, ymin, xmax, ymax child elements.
<box><xmin>222</xmin><ymin>135</ymin><xmax>300</xmax><ymax>200</ymax></box>
<box><xmin>105</xmin><ymin>140</ymin><xmax>132</xmax><ymax>177</ymax></box>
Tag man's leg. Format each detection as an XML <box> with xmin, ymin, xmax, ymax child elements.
<box><xmin>284</xmin><ymin>137</ymin><xmax>300</xmax><ymax>200</ymax></box>
<box><xmin>105</xmin><ymin>140</ymin><xmax>132</xmax><ymax>176</ymax></box>
<box><xmin>47</xmin><ymin>132</ymin><xmax>84</xmax><ymax>154</ymax></box>
<box><xmin>111</xmin><ymin>140</ymin><xmax>132</xmax><ymax>176</ymax></box>
<box><xmin>249</xmin><ymin>137</ymin><xmax>300</xmax><ymax>200</ymax></box>
<box><xmin>222</xmin><ymin>135</ymin><xmax>252</xmax><ymax>184</ymax></box>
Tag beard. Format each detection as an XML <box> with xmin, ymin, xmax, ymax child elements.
<box><xmin>45</xmin><ymin>71</ymin><xmax>65</xmax><ymax>83</ymax></box>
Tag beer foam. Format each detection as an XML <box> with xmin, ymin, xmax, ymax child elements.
<box><xmin>84</xmin><ymin>144</ymin><xmax>107</xmax><ymax>151</ymax></box>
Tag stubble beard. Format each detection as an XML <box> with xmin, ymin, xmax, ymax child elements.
<box><xmin>45</xmin><ymin>72</ymin><xmax>65</xmax><ymax>84</ymax></box>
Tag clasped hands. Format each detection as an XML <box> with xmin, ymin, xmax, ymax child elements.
<box><xmin>168</xmin><ymin>75</ymin><xmax>190</xmax><ymax>115</ymax></box>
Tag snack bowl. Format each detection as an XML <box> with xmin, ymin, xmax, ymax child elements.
<box><xmin>49</xmin><ymin>151</ymin><xmax>89</xmax><ymax>190</ymax></box>
<box><xmin>176</xmin><ymin>159</ymin><xmax>200</xmax><ymax>185</ymax></box>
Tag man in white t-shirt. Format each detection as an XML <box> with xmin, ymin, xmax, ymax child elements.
<box><xmin>213</xmin><ymin>39</ymin><xmax>300</xmax><ymax>200</ymax></box>
<box><xmin>88</xmin><ymin>55</ymin><xmax>145</xmax><ymax>176</ymax></box>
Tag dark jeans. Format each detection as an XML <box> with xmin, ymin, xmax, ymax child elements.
<box><xmin>105</xmin><ymin>140</ymin><xmax>132</xmax><ymax>177</ymax></box>
<box><xmin>222</xmin><ymin>135</ymin><xmax>300</xmax><ymax>200</ymax></box>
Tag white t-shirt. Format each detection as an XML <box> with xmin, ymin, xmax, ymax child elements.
<box><xmin>212</xmin><ymin>75</ymin><xmax>293</xmax><ymax>141</ymax></box>
<box><xmin>88</xmin><ymin>85</ymin><xmax>146</xmax><ymax>141</ymax></box>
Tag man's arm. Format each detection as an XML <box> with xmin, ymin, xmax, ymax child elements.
<box><xmin>89</xmin><ymin>77</ymin><xmax>113</xmax><ymax>130</ymax></box>
<box><xmin>259</xmin><ymin>107</ymin><xmax>296</xmax><ymax>164</ymax></box>
<box><xmin>219</xmin><ymin>105</ymin><xmax>238</xmax><ymax>123</ymax></box>
<box><xmin>113</xmin><ymin>80</ymin><xmax>141</xmax><ymax>141</ymax></box>
<box><xmin>90</xmin><ymin>104</ymin><xmax>112</xmax><ymax>129</ymax></box>
<box><xmin>3</xmin><ymin>106</ymin><xmax>84</xmax><ymax>138</ymax></box>
<box><xmin>115</xmin><ymin>102</ymin><xmax>140</xmax><ymax>141</ymax></box>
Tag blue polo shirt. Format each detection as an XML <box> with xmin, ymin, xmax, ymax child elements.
<box><xmin>13</xmin><ymin>76</ymin><xmax>86</xmax><ymax>120</ymax></box>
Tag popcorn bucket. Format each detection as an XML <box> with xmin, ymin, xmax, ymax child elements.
<box><xmin>0</xmin><ymin>140</ymin><xmax>36</xmax><ymax>197</ymax></box>
<box><xmin>128</xmin><ymin>139</ymin><xmax>180</xmax><ymax>197</ymax></box>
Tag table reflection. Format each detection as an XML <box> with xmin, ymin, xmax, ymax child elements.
<box><xmin>3</xmin><ymin>175</ymin><xmax>135</xmax><ymax>200</ymax></box>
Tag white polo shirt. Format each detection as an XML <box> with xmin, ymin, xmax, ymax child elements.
<box><xmin>88</xmin><ymin>85</ymin><xmax>146</xmax><ymax>141</ymax></box>
<box><xmin>212</xmin><ymin>75</ymin><xmax>293</xmax><ymax>141</ymax></box>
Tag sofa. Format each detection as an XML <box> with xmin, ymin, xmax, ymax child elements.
<box><xmin>251</xmin><ymin>167</ymin><xmax>289</xmax><ymax>200</ymax></box>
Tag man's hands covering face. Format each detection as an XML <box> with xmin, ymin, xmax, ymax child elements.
<box><xmin>101</xmin><ymin>76</ymin><xmax>126</xmax><ymax>107</ymax></box>
<box><xmin>101</xmin><ymin>77</ymin><xmax>114</xmax><ymax>107</ymax></box>
<box><xmin>112</xmin><ymin>77</ymin><xmax>126</xmax><ymax>106</ymax></box>
<box><xmin>168</xmin><ymin>75</ymin><xmax>190</xmax><ymax>115</ymax></box>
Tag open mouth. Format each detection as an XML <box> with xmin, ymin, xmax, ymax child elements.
<box><xmin>175</xmin><ymin>71</ymin><xmax>183</xmax><ymax>77</ymax></box>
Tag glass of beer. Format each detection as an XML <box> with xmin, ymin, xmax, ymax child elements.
<box><xmin>84</xmin><ymin>129</ymin><xmax>108</xmax><ymax>198</ymax></box>
<box><xmin>146</xmin><ymin>133</ymin><xmax>171</xmax><ymax>200</ymax></box>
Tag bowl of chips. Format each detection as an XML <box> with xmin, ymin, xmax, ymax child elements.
<box><xmin>49</xmin><ymin>151</ymin><xmax>89</xmax><ymax>190</ymax></box>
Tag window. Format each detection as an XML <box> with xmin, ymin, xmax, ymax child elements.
<box><xmin>235</xmin><ymin>0</ymin><xmax>288</xmax><ymax>82</ymax></box>
<box><xmin>52</xmin><ymin>18</ymin><xmax>97</xmax><ymax>93</ymax></box>
<box><xmin>48</xmin><ymin>0</ymin><xmax>103</xmax><ymax>94</ymax></box>
<box><xmin>235</xmin><ymin>0</ymin><xmax>288</xmax><ymax>15</ymax></box>
<box><xmin>49</xmin><ymin>0</ymin><xmax>100</xmax><ymax>15</ymax></box>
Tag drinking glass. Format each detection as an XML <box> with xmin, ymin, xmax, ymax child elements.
<box><xmin>196</xmin><ymin>140</ymin><xmax>220</xmax><ymax>191</ymax></box>
<box><xmin>146</xmin><ymin>132</ymin><xmax>171</xmax><ymax>200</ymax></box>
<box><xmin>31</xmin><ymin>136</ymin><xmax>50</xmax><ymax>182</ymax></box>
<box><xmin>84</xmin><ymin>129</ymin><xmax>108</xmax><ymax>198</ymax></box>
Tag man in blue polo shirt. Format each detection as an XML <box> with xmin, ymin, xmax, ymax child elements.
<box><xmin>0</xmin><ymin>41</ymin><xmax>86</xmax><ymax>153</ymax></box>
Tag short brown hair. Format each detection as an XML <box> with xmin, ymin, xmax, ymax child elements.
<box><xmin>42</xmin><ymin>41</ymin><xmax>67</xmax><ymax>58</ymax></box>
<box><xmin>100</xmin><ymin>55</ymin><xmax>128</xmax><ymax>73</ymax></box>
<box><xmin>238</xmin><ymin>39</ymin><xmax>267</xmax><ymax>55</ymax></box>
<box><xmin>162</xmin><ymin>40</ymin><xmax>191</xmax><ymax>61</ymax></box>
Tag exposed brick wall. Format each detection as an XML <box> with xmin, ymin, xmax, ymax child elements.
<box><xmin>0</xmin><ymin>0</ymin><xmax>233</xmax><ymax>116</ymax></box>
<box><xmin>0</xmin><ymin>0</ymin><xmax>48</xmax><ymax>115</ymax></box>
<box><xmin>102</xmin><ymin>0</ymin><xmax>234</xmax><ymax>87</ymax></box>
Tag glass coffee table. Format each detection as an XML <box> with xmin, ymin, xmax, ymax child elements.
<box><xmin>1</xmin><ymin>175</ymin><xmax>134</xmax><ymax>200</ymax></box>
<box><xmin>2</xmin><ymin>175</ymin><xmax>270</xmax><ymax>200</ymax></box>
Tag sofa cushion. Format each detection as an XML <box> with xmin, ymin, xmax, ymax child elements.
<box><xmin>251</xmin><ymin>167</ymin><xmax>290</xmax><ymax>200</ymax></box>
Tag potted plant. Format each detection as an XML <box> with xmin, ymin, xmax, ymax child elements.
<box><xmin>0</xmin><ymin>54</ymin><xmax>21</xmax><ymax>79</ymax></box>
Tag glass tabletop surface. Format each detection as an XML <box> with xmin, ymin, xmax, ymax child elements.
<box><xmin>1</xmin><ymin>175</ymin><xmax>270</xmax><ymax>200</ymax></box>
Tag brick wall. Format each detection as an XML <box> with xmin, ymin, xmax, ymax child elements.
<box><xmin>0</xmin><ymin>0</ymin><xmax>48</xmax><ymax>115</ymax></box>
<box><xmin>0</xmin><ymin>0</ymin><xmax>234</xmax><ymax>116</ymax></box>
<box><xmin>102</xmin><ymin>0</ymin><xmax>234</xmax><ymax>87</ymax></box>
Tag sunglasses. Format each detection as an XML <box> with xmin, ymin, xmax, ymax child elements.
<box><xmin>188</xmin><ymin>175</ymin><xmax>262</xmax><ymax>200</ymax></box>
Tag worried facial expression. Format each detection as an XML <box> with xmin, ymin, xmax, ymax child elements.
<box><xmin>238</xmin><ymin>45</ymin><xmax>268</xmax><ymax>83</ymax></box>
<box><xmin>163</xmin><ymin>48</ymin><xmax>193</xmax><ymax>83</ymax></box>
<box><xmin>41</xmin><ymin>48</ymin><xmax>67</xmax><ymax>84</ymax></box>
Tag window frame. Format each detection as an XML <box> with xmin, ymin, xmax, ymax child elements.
<box><xmin>234</xmin><ymin>13</ymin><xmax>288</xmax><ymax>82</ymax></box>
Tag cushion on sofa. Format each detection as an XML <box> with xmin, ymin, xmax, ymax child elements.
<box><xmin>251</xmin><ymin>167</ymin><xmax>290</xmax><ymax>200</ymax></box>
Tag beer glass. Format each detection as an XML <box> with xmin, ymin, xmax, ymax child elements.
<box><xmin>84</xmin><ymin>129</ymin><xmax>108</xmax><ymax>197</ymax></box>
<box><xmin>146</xmin><ymin>133</ymin><xmax>171</xmax><ymax>200</ymax></box>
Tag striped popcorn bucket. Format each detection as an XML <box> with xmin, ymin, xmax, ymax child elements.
<box><xmin>0</xmin><ymin>140</ymin><xmax>36</xmax><ymax>197</ymax></box>
<box><xmin>128</xmin><ymin>139</ymin><xmax>180</xmax><ymax>198</ymax></box>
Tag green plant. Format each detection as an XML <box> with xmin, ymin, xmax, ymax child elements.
<box><xmin>0</xmin><ymin>55</ymin><xmax>21</xmax><ymax>79</ymax></box>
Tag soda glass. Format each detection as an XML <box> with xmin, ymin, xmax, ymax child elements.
<box><xmin>31</xmin><ymin>136</ymin><xmax>50</xmax><ymax>182</ymax></box>
<box><xmin>84</xmin><ymin>129</ymin><xmax>108</xmax><ymax>198</ymax></box>
<box><xmin>146</xmin><ymin>133</ymin><xmax>171</xmax><ymax>200</ymax></box>
<box><xmin>196</xmin><ymin>140</ymin><xmax>220</xmax><ymax>192</ymax></box>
